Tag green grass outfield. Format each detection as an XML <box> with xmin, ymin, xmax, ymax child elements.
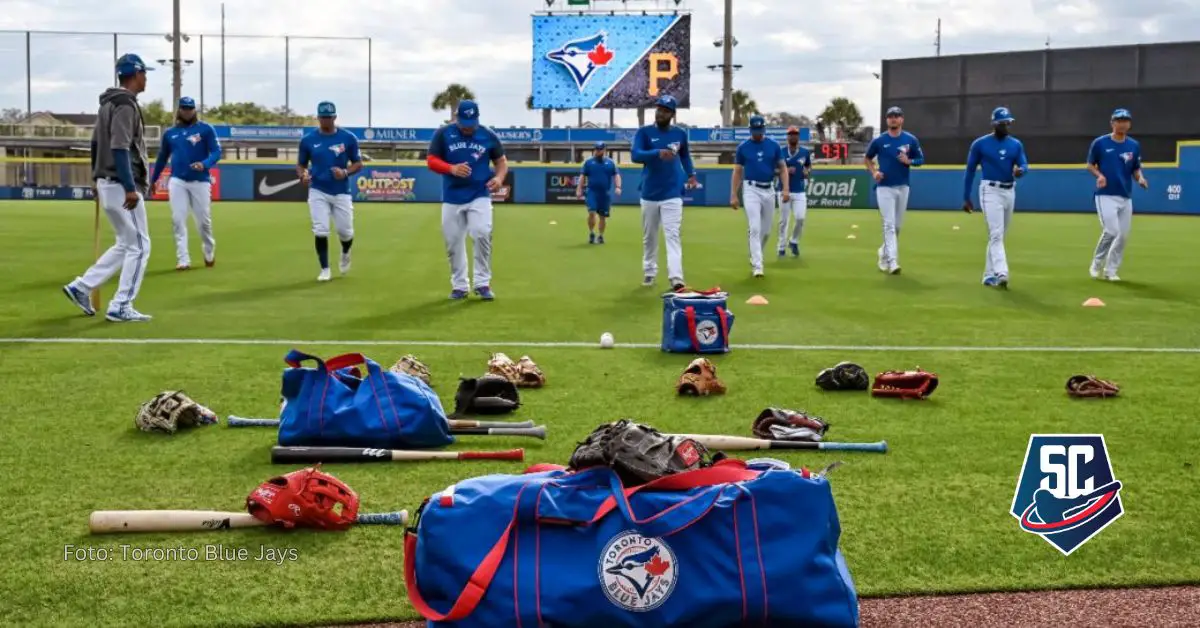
<box><xmin>2</xmin><ymin>200</ymin><xmax>1199</xmax><ymax>627</ymax></box>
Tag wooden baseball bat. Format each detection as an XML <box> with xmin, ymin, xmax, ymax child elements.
<box><xmin>89</xmin><ymin>194</ymin><xmax>101</xmax><ymax>311</ymax></box>
<box><xmin>668</xmin><ymin>434</ymin><xmax>889</xmax><ymax>453</ymax></box>
<box><xmin>448</xmin><ymin>425</ymin><xmax>546</xmax><ymax>440</ymax></box>
<box><xmin>226</xmin><ymin>415</ymin><xmax>536</xmax><ymax>430</ymax></box>
<box><xmin>270</xmin><ymin>446</ymin><xmax>525</xmax><ymax>464</ymax></box>
<box><xmin>88</xmin><ymin>509</ymin><xmax>408</xmax><ymax>533</ymax></box>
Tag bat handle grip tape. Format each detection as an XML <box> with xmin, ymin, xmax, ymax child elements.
<box><xmin>461</xmin><ymin>449</ymin><xmax>525</xmax><ymax>461</ymax></box>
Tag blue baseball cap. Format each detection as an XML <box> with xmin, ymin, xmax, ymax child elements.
<box><xmin>317</xmin><ymin>101</ymin><xmax>336</xmax><ymax>117</ymax></box>
<box><xmin>992</xmin><ymin>106</ymin><xmax>1014</xmax><ymax>124</ymax></box>
<box><xmin>1111</xmin><ymin>108</ymin><xmax>1132</xmax><ymax>120</ymax></box>
<box><xmin>886</xmin><ymin>106</ymin><xmax>903</xmax><ymax>116</ymax></box>
<box><xmin>749</xmin><ymin>115</ymin><xmax>766</xmax><ymax>132</ymax></box>
<box><xmin>115</xmin><ymin>53</ymin><xmax>153</xmax><ymax>78</ymax></box>
<box><xmin>655</xmin><ymin>94</ymin><xmax>677</xmax><ymax>111</ymax></box>
<box><xmin>594</xmin><ymin>141</ymin><xmax>606</xmax><ymax>149</ymax></box>
<box><xmin>456</xmin><ymin>100</ymin><xmax>480</xmax><ymax>128</ymax></box>
<box><xmin>178</xmin><ymin>96</ymin><xmax>196</xmax><ymax>109</ymax></box>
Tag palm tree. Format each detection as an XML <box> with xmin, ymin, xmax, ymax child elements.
<box><xmin>431</xmin><ymin>84</ymin><xmax>476</xmax><ymax>122</ymax></box>
<box><xmin>728</xmin><ymin>90</ymin><xmax>759</xmax><ymax>126</ymax></box>
<box><xmin>817</xmin><ymin>97</ymin><xmax>864</xmax><ymax>140</ymax></box>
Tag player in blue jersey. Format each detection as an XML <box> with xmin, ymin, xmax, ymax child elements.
<box><xmin>296</xmin><ymin>101</ymin><xmax>362</xmax><ymax>282</ymax></box>
<box><xmin>150</xmin><ymin>96</ymin><xmax>222</xmax><ymax>271</ymax></box>
<box><xmin>631</xmin><ymin>94</ymin><xmax>697</xmax><ymax>290</ymax></box>
<box><xmin>575</xmin><ymin>141</ymin><xmax>622</xmax><ymax>244</ymax></box>
<box><xmin>730</xmin><ymin>115</ymin><xmax>788</xmax><ymax>277</ymax></box>
<box><xmin>776</xmin><ymin>125</ymin><xmax>811</xmax><ymax>258</ymax></box>
<box><xmin>962</xmin><ymin>106</ymin><xmax>1029</xmax><ymax>288</ymax></box>
<box><xmin>865</xmin><ymin>106</ymin><xmax>924</xmax><ymax>274</ymax></box>
<box><xmin>426</xmin><ymin>100</ymin><xmax>508</xmax><ymax>300</ymax></box>
<box><xmin>1087</xmin><ymin>108</ymin><xmax>1147</xmax><ymax>282</ymax></box>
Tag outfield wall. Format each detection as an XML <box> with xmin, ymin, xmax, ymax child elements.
<box><xmin>3</xmin><ymin>142</ymin><xmax>1196</xmax><ymax>215</ymax></box>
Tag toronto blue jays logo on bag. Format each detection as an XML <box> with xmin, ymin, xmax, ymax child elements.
<box><xmin>1010</xmin><ymin>434</ymin><xmax>1124</xmax><ymax>555</ymax></box>
<box><xmin>598</xmin><ymin>531</ymin><xmax>679</xmax><ymax>612</ymax></box>
<box><xmin>661</xmin><ymin>289</ymin><xmax>734</xmax><ymax>354</ymax></box>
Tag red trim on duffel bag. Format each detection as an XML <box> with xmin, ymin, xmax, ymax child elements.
<box><xmin>716</xmin><ymin>306</ymin><xmax>730</xmax><ymax>347</ymax></box>
<box><xmin>590</xmin><ymin>461</ymin><xmax>758</xmax><ymax>523</ymax></box>
<box><xmin>685</xmin><ymin>306</ymin><xmax>700</xmax><ymax>352</ymax></box>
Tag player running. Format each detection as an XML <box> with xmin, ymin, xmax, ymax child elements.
<box><xmin>150</xmin><ymin>96</ymin><xmax>222</xmax><ymax>271</ymax></box>
<box><xmin>1087</xmin><ymin>108</ymin><xmax>1147</xmax><ymax>282</ymax></box>
<box><xmin>730</xmin><ymin>115</ymin><xmax>788</xmax><ymax>277</ymax></box>
<box><xmin>426</xmin><ymin>99</ymin><xmax>508</xmax><ymax>300</ymax></box>
<box><xmin>864</xmin><ymin>106</ymin><xmax>924</xmax><ymax>274</ymax></box>
<box><xmin>962</xmin><ymin>106</ymin><xmax>1029</xmax><ymax>288</ymax></box>
<box><xmin>632</xmin><ymin>94</ymin><xmax>697</xmax><ymax>290</ymax></box>
<box><xmin>62</xmin><ymin>53</ymin><xmax>155</xmax><ymax>322</ymax></box>
<box><xmin>296</xmin><ymin>101</ymin><xmax>362</xmax><ymax>282</ymax></box>
<box><xmin>576</xmin><ymin>141</ymin><xmax>621</xmax><ymax>244</ymax></box>
<box><xmin>777</xmin><ymin>125</ymin><xmax>811</xmax><ymax>258</ymax></box>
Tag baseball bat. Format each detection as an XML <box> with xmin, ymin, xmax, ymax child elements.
<box><xmin>668</xmin><ymin>434</ymin><xmax>889</xmax><ymax>453</ymax></box>
<box><xmin>270</xmin><ymin>446</ymin><xmax>525</xmax><ymax>464</ymax></box>
<box><xmin>89</xmin><ymin>195</ymin><xmax>101</xmax><ymax>311</ymax></box>
<box><xmin>226</xmin><ymin>416</ymin><xmax>537</xmax><ymax>430</ymax></box>
<box><xmin>88</xmin><ymin>509</ymin><xmax>408</xmax><ymax>534</ymax></box>
<box><xmin>449</xmin><ymin>425</ymin><xmax>546</xmax><ymax>440</ymax></box>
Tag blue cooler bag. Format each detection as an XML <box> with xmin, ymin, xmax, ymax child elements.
<box><xmin>661</xmin><ymin>289</ymin><xmax>733</xmax><ymax>354</ymax></box>
<box><xmin>277</xmin><ymin>349</ymin><xmax>453</xmax><ymax>449</ymax></box>
<box><xmin>404</xmin><ymin>460</ymin><xmax>859</xmax><ymax>627</ymax></box>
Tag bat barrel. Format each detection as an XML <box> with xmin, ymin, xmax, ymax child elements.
<box><xmin>227</xmin><ymin>416</ymin><xmax>280</xmax><ymax>427</ymax></box>
<box><xmin>451</xmin><ymin>426</ymin><xmax>547</xmax><ymax>440</ymax></box>
<box><xmin>355</xmin><ymin>510</ymin><xmax>409</xmax><ymax>525</ymax></box>
<box><xmin>447</xmin><ymin>419</ymin><xmax>535</xmax><ymax>429</ymax></box>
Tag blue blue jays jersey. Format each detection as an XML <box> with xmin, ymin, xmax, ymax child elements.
<box><xmin>1088</xmin><ymin>134</ymin><xmax>1143</xmax><ymax>198</ymax></box>
<box><xmin>152</xmin><ymin>121</ymin><xmax>221</xmax><ymax>183</ymax></box>
<box><xmin>865</xmin><ymin>131</ymin><xmax>924</xmax><ymax>187</ymax></box>
<box><xmin>782</xmin><ymin>144</ymin><xmax>812</xmax><ymax>193</ymax></box>
<box><xmin>963</xmin><ymin>134</ymin><xmax>1029</xmax><ymax>200</ymax></box>
<box><xmin>631</xmin><ymin>124</ymin><xmax>694</xmax><ymax>202</ymax></box>
<box><xmin>581</xmin><ymin>157</ymin><xmax>617</xmax><ymax>192</ymax></box>
<box><xmin>298</xmin><ymin>128</ymin><xmax>361</xmax><ymax>196</ymax></box>
<box><xmin>735</xmin><ymin>139</ymin><xmax>783</xmax><ymax>183</ymax></box>
<box><xmin>428</xmin><ymin>125</ymin><xmax>504</xmax><ymax>205</ymax></box>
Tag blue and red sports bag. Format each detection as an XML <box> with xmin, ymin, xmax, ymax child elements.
<box><xmin>661</xmin><ymin>288</ymin><xmax>734</xmax><ymax>354</ymax></box>
<box><xmin>277</xmin><ymin>349</ymin><xmax>453</xmax><ymax>450</ymax></box>
<box><xmin>404</xmin><ymin>460</ymin><xmax>859</xmax><ymax>627</ymax></box>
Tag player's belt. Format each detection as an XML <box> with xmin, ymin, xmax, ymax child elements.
<box><xmin>745</xmin><ymin>181</ymin><xmax>773</xmax><ymax>188</ymax></box>
<box><xmin>984</xmin><ymin>181</ymin><xmax>1014</xmax><ymax>189</ymax></box>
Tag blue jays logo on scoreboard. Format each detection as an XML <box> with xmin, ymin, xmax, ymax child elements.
<box><xmin>532</xmin><ymin>14</ymin><xmax>691</xmax><ymax>110</ymax></box>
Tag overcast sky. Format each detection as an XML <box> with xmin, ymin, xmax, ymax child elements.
<box><xmin>0</xmin><ymin>0</ymin><xmax>1194</xmax><ymax>129</ymax></box>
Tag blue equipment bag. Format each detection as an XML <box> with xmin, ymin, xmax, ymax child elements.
<box><xmin>277</xmin><ymin>349</ymin><xmax>454</xmax><ymax>449</ymax></box>
<box><xmin>661</xmin><ymin>288</ymin><xmax>734</xmax><ymax>354</ymax></box>
<box><xmin>404</xmin><ymin>460</ymin><xmax>859</xmax><ymax>627</ymax></box>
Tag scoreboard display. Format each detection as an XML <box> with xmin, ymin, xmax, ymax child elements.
<box><xmin>813</xmin><ymin>142</ymin><xmax>851</xmax><ymax>161</ymax></box>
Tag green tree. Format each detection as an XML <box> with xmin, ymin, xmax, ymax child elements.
<box><xmin>727</xmin><ymin>89</ymin><xmax>758</xmax><ymax>126</ymax></box>
<box><xmin>200</xmin><ymin>101</ymin><xmax>317</xmax><ymax>126</ymax></box>
<box><xmin>431</xmin><ymin>84</ymin><xmax>476</xmax><ymax>123</ymax></box>
<box><xmin>817</xmin><ymin>97</ymin><xmax>864</xmax><ymax>140</ymax></box>
<box><xmin>140</xmin><ymin>100</ymin><xmax>174</xmax><ymax>128</ymax></box>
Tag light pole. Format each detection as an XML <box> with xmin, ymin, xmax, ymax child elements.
<box><xmin>158</xmin><ymin>57</ymin><xmax>194</xmax><ymax>104</ymax></box>
<box><xmin>708</xmin><ymin>33</ymin><xmax>739</xmax><ymax>126</ymax></box>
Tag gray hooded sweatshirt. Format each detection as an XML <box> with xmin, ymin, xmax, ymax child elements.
<box><xmin>91</xmin><ymin>87</ymin><xmax>150</xmax><ymax>194</ymax></box>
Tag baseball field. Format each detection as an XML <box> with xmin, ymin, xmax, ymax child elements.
<box><xmin>2</xmin><ymin>199</ymin><xmax>1199</xmax><ymax>627</ymax></box>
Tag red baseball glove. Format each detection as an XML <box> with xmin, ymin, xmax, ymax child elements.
<box><xmin>246</xmin><ymin>465</ymin><xmax>360</xmax><ymax>530</ymax></box>
<box><xmin>872</xmin><ymin>368</ymin><xmax>939</xmax><ymax>399</ymax></box>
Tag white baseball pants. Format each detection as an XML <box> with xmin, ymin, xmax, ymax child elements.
<box><xmin>979</xmin><ymin>182</ymin><xmax>1015</xmax><ymax>279</ymax></box>
<box><xmin>307</xmin><ymin>188</ymin><xmax>355</xmax><ymax>241</ymax></box>
<box><xmin>641</xmin><ymin>197</ymin><xmax>684</xmax><ymax>284</ymax></box>
<box><xmin>742</xmin><ymin>183</ymin><xmax>776</xmax><ymax>272</ymax></box>
<box><xmin>74</xmin><ymin>179</ymin><xmax>151</xmax><ymax>310</ymax></box>
<box><xmin>777</xmin><ymin>191</ymin><xmax>808</xmax><ymax>249</ymax></box>
<box><xmin>1092</xmin><ymin>195</ymin><xmax>1133</xmax><ymax>276</ymax></box>
<box><xmin>876</xmin><ymin>185</ymin><xmax>910</xmax><ymax>268</ymax></box>
<box><xmin>168</xmin><ymin>177</ymin><xmax>215</xmax><ymax>266</ymax></box>
<box><xmin>442</xmin><ymin>196</ymin><xmax>493</xmax><ymax>291</ymax></box>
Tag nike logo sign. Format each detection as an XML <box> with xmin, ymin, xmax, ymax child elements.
<box><xmin>258</xmin><ymin>178</ymin><xmax>301</xmax><ymax>196</ymax></box>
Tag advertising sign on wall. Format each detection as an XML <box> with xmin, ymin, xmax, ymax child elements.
<box><xmin>545</xmin><ymin>171</ymin><xmax>585</xmax><ymax>203</ymax></box>
<box><xmin>353</xmin><ymin>168</ymin><xmax>417</xmax><ymax>202</ymax></box>
<box><xmin>491</xmin><ymin>171</ymin><xmax>516</xmax><ymax>204</ymax></box>
<box><xmin>252</xmin><ymin>169</ymin><xmax>307</xmax><ymax>202</ymax></box>
<box><xmin>152</xmin><ymin>168</ymin><xmax>222</xmax><ymax>201</ymax></box>
<box><xmin>806</xmin><ymin>174</ymin><xmax>870</xmax><ymax>208</ymax></box>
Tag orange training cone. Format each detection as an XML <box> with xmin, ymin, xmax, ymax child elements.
<box><xmin>746</xmin><ymin>295</ymin><xmax>769</xmax><ymax>305</ymax></box>
<box><xmin>1083</xmin><ymin>298</ymin><xmax>1106</xmax><ymax>307</ymax></box>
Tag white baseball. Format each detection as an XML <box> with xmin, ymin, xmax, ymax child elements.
<box><xmin>599</xmin><ymin>332</ymin><xmax>614</xmax><ymax>349</ymax></box>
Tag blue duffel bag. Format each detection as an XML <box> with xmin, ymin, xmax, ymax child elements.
<box><xmin>661</xmin><ymin>288</ymin><xmax>734</xmax><ymax>354</ymax></box>
<box><xmin>277</xmin><ymin>349</ymin><xmax>453</xmax><ymax>449</ymax></box>
<box><xmin>404</xmin><ymin>459</ymin><xmax>859</xmax><ymax>627</ymax></box>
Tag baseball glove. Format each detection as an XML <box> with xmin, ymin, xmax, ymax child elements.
<box><xmin>451</xmin><ymin>373</ymin><xmax>520</xmax><ymax>416</ymax></box>
<box><xmin>752</xmin><ymin>407</ymin><xmax>830</xmax><ymax>442</ymax></box>
<box><xmin>134</xmin><ymin>390</ymin><xmax>218</xmax><ymax>434</ymax></box>
<box><xmin>1066</xmin><ymin>375</ymin><xmax>1120</xmax><ymax>398</ymax></box>
<box><xmin>515</xmin><ymin>355</ymin><xmax>546</xmax><ymax>388</ymax></box>
<box><xmin>815</xmin><ymin>361</ymin><xmax>870</xmax><ymax>391</ymax></box>
<box><xmin>390</xmin><ymin>354</ymin><xmax>432</xmax><ymax>386</ymax></box>
<box><xmin>246</xmin><ymin>465</ymin><xmax>359</xmax><ymax>531</ymax></box>
<box><xmin>567</xmin><ymin>419</ymin><xmax>711</xmax><ymax>486</ymax></box>
<box><xmin>487</xmin><ymin>352</ymin><xmax>520</xmax><ymax>384</ymax></box>
<box><xmin>676</xmin><ymin>358</ymin><xmax>727</xmax><ymax>396</ymax></box>
<box><xmin>872</xmin><ymin>369</ymin><xmax>939</xmax><ymax>399</ymax></box>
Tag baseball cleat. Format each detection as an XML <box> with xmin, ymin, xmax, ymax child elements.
<box><xmin>752</xmin><ymin>269</ymin><xmax>764</xmax><ymax>278</ymax></box>
<box><xmin>205</xmin><ymin>258</ymin><xmax>215</xmax><ymax>268</ymax></box>
<box><xmin>888</xmin><ymin>264</ymin><xmax>902</xmax><ymax>275</ymax></box>
<box><xmin>62</xmin><ymin>284</ymin><xmax>95</xmax><ymax>316</ymax></box>
<box><xmin>105</xmin><ymin>306</ymin><xmax>152</xmax><ymax>322</ymax></box>
<box><xmin>1106</xmin><ymin>274</ymin><xmax>1121</xmax><ymax>282</ymax></box>
<box><xmin>588</xmin><ymin>233</ymin><xmax>596</xmax><ymax>244</ymax></box>
<box><xmin>878</xmin><ymin>259</ymin><xmax>889</xmax><ymax>272</ymax></box>
<box><xmin>670</xmin><ymin>280</ymin><xmax>686</xmax><ymax>291</ymax></box>
<box><xmin>642</xmin><ymin>275</ymin><xmax>655</xmax><ymax>287</ymax></box>
<box><xmin>982</xmin><ymin>275</ymin><xmax>998</xmax><ymax>286</ymax></box>
<box><xmin>789</xmin><ymin>242</ymin><xmax>800</xmax><ymax>257</ymax></box>
<box><xmin>1089</xmin><ymin>263</ymin><xmax>1102</xmax><ymax>279</ymax></box>
<box><xmin>317</xmin><ymin>268</ymin><xmax>332</xmax><ymax>282</ymax></box>
<box><xmin>997</xmin><ymin>274</ymin><xmax>1009</xmax><ymax>288</ymax></box>
<box><xmin>176</xmin><ymin>264</ymin><xmax>191</xmax><ymax>271</ymax></box>
<box><xmin>474</xmin><ymin>286</ymin><xmax>495</xmax><ymax>300</ymax></box>
<box><xmin>339</xmin><ymin>252</ymin><xmax>351</xmax><ymax>274</ymax></box>
<box><xmin>777</xmin><ymin>248</ymin><xmax>786</xmax><ymax>258</ymax></box>
<box><xmin>597</xmin><ymin>235</ymin><xmax>605</xmax><ymax>244</ymax></box>
<box><xmin>449</xmin><ymin>289</ymin><xmax>469</xmax><ymax>300</ymax></box>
